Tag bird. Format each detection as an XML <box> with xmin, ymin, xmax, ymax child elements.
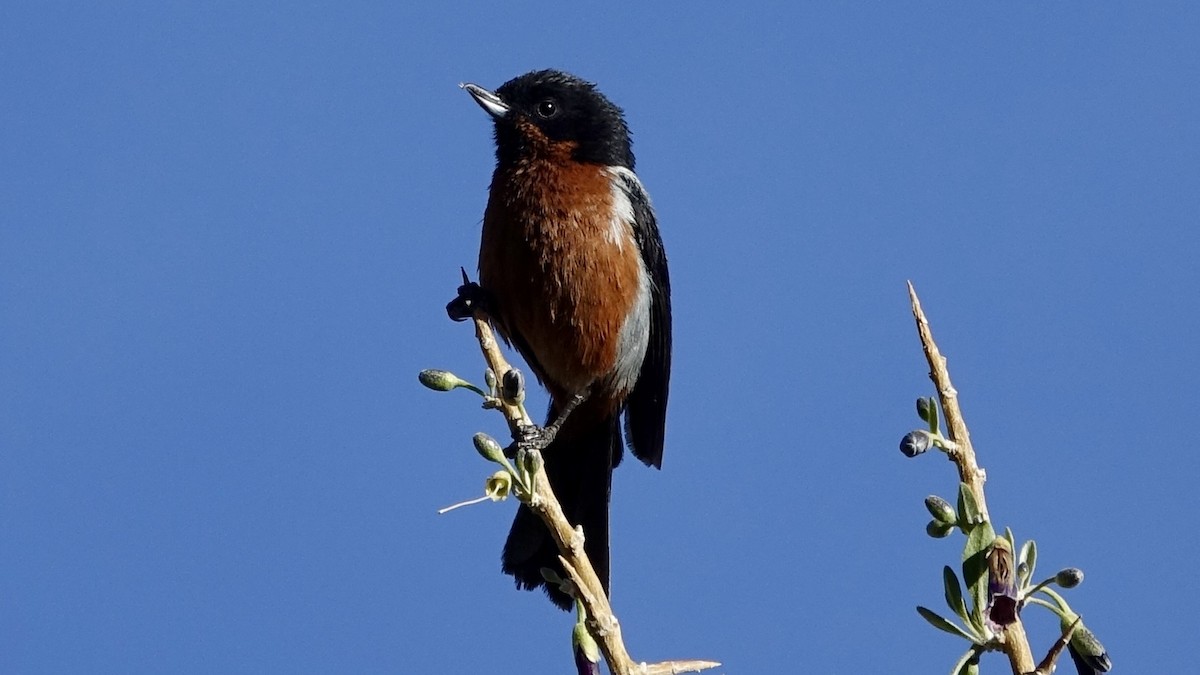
<box><xmin>456</xmin><ymin>69</ymin><xmax>672</xmax><ymax>610</ymax></box>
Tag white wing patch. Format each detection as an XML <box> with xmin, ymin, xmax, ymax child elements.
<box><xmin>604</xmin><ymin>166</ymin><xmax>638</xmax><ymax>251</ymax></box>
<box><xmin>606</xmin><ymin>166</ymin><xmax>653</xmax><ymax>395</ymax></box>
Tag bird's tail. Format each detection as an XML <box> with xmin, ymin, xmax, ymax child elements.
<box><xmin>501</xmin><ymin>407</ymin><xmax>619</xmax><ymax>610</ymax></box>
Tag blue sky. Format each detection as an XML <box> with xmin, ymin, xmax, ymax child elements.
<box><xmin>2</xmin><ymin>3</ymin><xmax>1196</xmax><ymax>673</ymax></box>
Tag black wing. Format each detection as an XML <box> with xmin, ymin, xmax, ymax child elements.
<box><xmin>617</xmin><ymin>169</ymin><xmax>672</xmax><ymax>468</ymax></box>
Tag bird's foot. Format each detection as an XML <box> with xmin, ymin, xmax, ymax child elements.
<box><xmin>446</xmin><ymin>272</ymin><xmax>493</xmax><ymax>322</ymax></box>
<box><xmin>503</xmin><ymin>423</ymin><xmax>556</xmax><ymax>458</ymax></box>
<box><xmin>518</xmin><ymin>423</ymin><xmax>558</xmax><ymax>450</ymax></box>
<box><xmin>502</xmin><ymin>391</ymin><xmax>588</xmax><ymax>456</ymax></box>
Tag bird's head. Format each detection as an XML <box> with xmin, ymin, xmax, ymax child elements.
<box><xmin>462</xmin><ymin>69</ymin><xmax>634</xmax><ymax>169</ymax></box>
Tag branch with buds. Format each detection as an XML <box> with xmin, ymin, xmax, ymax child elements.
<box><xmin>421</xmin><ymin>272</ymin><xmax>719</xmax><ymax>675</ymax></box>
<box><xmin>900</xmin><ymin>283</ymin><xmax>1111</xmax><ymax>675</ymax></box>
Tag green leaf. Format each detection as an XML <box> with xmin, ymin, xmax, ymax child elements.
<box><xmin>1018</xmin><ymin>539</ymin><xmax>1037</xmax><ymax>588</ymax></box>
<box><xmin>927</xmin><ymin>399</ymin><xmax>941</xmax><ymax>435</ymax></box>
<box><xmin>917</xmin><ymin>397</ymin><xmax>933</xmax><ymax>423</ymax></box>
<box><xmin>943</xmin><ymin>566</ymin><xmax>972</xmax><ymax>626</ymax></box>
<box><xmin>955</xmin><ymin>485</ymin><xmax>966</xmax><ymax>527</ymax></box>
<box><xmin>962</xmin><ymin>520</ymin><xmax>996</xmax><ymax>629</ymax></box>
<box><xmin>957</xmin><ymin>483</ymin><xmax>983</xmax><ymax>526</ymax></box>
<box><xmin>916</xmin><ymin>606</ymin><xmax>979</xmax><ymax>643</ymax></box>
<box><xmin>951</xmin><ymin>646</ymin><xmax>982</xmax><ymax>675</ymax></box>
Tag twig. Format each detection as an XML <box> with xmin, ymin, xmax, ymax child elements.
<box><xmin>468</xmin><ymin>310</ymin><xmax>534</xmax><ymax>433</ymax></box>
<box><xmin>1030</xmin><ymin>616</ymin><xmax>1080</xmax><ymax>675</ymax></box>
<box><xmin>907</xmin><ymin>282</ymin><xmax>988</xmax><ymax>521</ymax></box>
<box><xmin>907</xmin><ymin>282</ymin><xmax>1035</xmax><ymax>674</ymax></box>
<box><xmin>462</xmin><ymin>304</ymin><xmax>719</xmax><ymax>675</ymax></box>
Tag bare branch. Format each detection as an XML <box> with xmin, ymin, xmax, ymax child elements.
<box><xmin>907</xmin><ymin>282</ymin><xmax>1035</xmax><ymax>674</ymax></box>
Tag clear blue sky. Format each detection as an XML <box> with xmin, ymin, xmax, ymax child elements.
<box><xmin>2</xmin><ymin>3</ymin><xmax>1195</xmax><ymax>673</ymax></box>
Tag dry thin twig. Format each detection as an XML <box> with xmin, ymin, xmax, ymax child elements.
<box><xmin>463</xmin><ymin>305</ymin><xmax>719</xmax><ymax>675</ymax></box>
<box><xmin>908</xmin><ymin>281</ymin><xmax>1035</xmax><ymax>674</ymax></box>
<box><xmin>1031</xmin><ymin>616</ymin><xmax>1081</xmax><ymax>675</ymax></box>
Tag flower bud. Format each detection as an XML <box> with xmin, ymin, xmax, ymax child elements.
<box><xmin>418</xmin><ymin>369</ymin><xmax>467</xmax><ymax>392</ymax></box>
<box><xmin>500</xmin><ymin>368</ymin><xmax>525</xmax><ymax>403</ymax></box>
<box><xmin>924</xmin><ymin>495</ymin><xmax>957</xmax><ymax>524</ymax></box>
<box><xmin>523</xmin><ymin>448</ymin><xmax>544</xmax><ymax>476</ymax></box>
<box><xmin>900</xmin><ymin>430</ymin><xmax>932</xmax><ymax>457</ymax></box>
<box><xmin>1066</xmin><ymin>622</ymin><xmax>1111</xmax><ymax>673</ymax></box>
<box><xmin>926</xmin><ymin>520</ymin><xmax>955</xmax><ymax>538</ymax></box>
<box><xmin>573</xmin><ymin>624</ymin><xmax>600</xmax><ymax>673</ymax></box>
<box><xmin>1055</xmin><ymin>567</ymin><xmax>1084</xmax><ymax>589</ymax></box>
<box><xmin>473</xmin><ymin>432</ymin><xmax>506</xmax><ymax>464</ymax></box>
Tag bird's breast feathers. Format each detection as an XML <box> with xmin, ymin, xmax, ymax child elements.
<box><xmin>479</xmin><ymin>160</ymin><xmax>652</xmax><ymax>401</ymax></box>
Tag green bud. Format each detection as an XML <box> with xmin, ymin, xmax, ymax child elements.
<box><xmin>473</xmin><ymin>432</ymin><xmax>506</xmax><ymax>464</ymax></box>
<box><xmin>926</xmin><ymin>520</ymin><xmax>955</xmax><ymax>538</ymax></box>
<box><xmin>418</xmin><ymin>369</ymin><xmax>467</xmax><ymax>392</ymax></box>
<box><xmin>573</xmin><ymin>622</ymin><xmax>600</xmax><ymax>669</ymax></box>
<box><xmin>1055</xmin><ymin>567</ymin><xmax>1084</xmax><ymax>589</ymax></box>
<box><xmin>1065</xmin><ymin>620</ymin><xmax>1111</xmax><ymax>673</ymax></box>
<box><xmin>925</xmin><ymin>495</ymin><xmax>957</xmax><ymax>524</ymax></box>
<box><xmin>523</xmin><ymin>448</ymin><xmax>544</xmax><ymax>476</ymax></box>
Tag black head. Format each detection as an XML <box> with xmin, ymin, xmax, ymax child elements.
<box><xmin>462</xmin><ymin>69</ymin><xmax>634</xmax><ymax>169</ymax></box>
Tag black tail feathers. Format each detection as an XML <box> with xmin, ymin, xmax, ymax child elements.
<box><xmin>501</xmin><ymin>412</ymin><xmax>619</xmax><ymax>610</ymax></box>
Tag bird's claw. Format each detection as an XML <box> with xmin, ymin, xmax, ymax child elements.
<box><xmin>518</xmin><ymin>423</ymin><xmax>554</xmax><ymax>448</ymax></box>
<box><xmin>446</xmin><ymin>280</ymin><xmax>491</xmax><ymax>322</ymax></box>
<box><xmin>503</xmin><ymin>423</ymin><xmax>556</xmax><ymax>458</ymax></box>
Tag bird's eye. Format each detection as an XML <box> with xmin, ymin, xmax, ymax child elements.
<box><xmin>536</xmin><ymin>99</ymin><xmax>558</xmax><ymax>119</ymax></box>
